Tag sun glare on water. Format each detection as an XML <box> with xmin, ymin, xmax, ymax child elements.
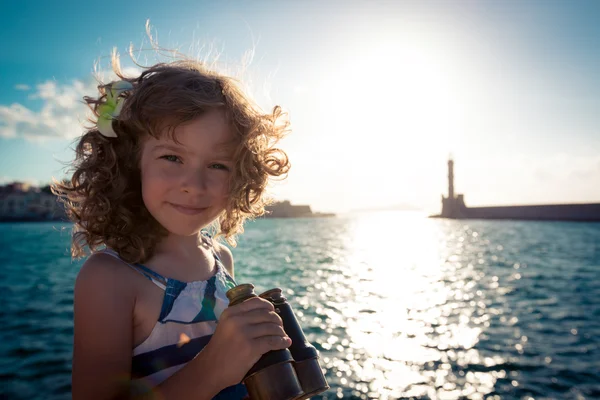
<box><xmin>294</xmin><ymin>212</ymin><xmax>504</xmax><ymax>399</ymax></box>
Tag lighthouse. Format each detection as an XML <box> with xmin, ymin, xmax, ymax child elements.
<box><xmin>440</xmin><ymin>157</ymin><xmax>465</xmax><ymax>218</ymax></box>
<box><xmin>432</xmin><ymin>157</ymin><xmax>600</xmax><ymax>221</ymax></box>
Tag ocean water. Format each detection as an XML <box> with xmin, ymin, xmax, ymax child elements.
<box><xmin>1</xmin><ymin>212</ymin><xmax>599</xmax><ymax>400</ymax></box>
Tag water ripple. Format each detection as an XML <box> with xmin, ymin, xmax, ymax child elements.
<box><xmin>2</xmin><ymin>216</ymin><xmax>600</xmax><ymax>399</ymax></box>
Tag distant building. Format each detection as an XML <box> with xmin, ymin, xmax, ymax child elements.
<box><xmin>0</xmin><ymin>183</ymin><xmax>66</xmax><ymax>221</ymax></box>
<box><xmin>0</xmin><ymin>191</ymin><xmax>34</xmax><ymax>218</ymax></box>
<box><xmin>0</xmin><ymin>182</ymin><xmax>32</xmax><ymax>193</ymax></box>
<box><xmin>28</xmin><ymin>192</ymin><xmax>61</xmax><ymax>219</ymax></box>
<box><xmin>264</xmin><ymin>200</ymin><xmax>334</xmax><ymax>218</ymax></box>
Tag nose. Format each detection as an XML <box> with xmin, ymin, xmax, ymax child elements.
<box><xmin>181</xmin><ymin>168</ymin><xmax>208</xmax><ymax>195</ymax></box>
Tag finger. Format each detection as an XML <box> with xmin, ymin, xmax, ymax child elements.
<box><xmin>227</xmin><ymin>297</ymin><xmax>274</xmax><ymax>316</ymax></box>
<box><xmin>239</xmin><ymin>309</ymin><xmax>283</xmax><ymax>326</ymax></box>
<box><xmin>255</xmin><ymin>335</ymin><xmax>293</xmax><ymax>355</ymax></box>
<box><xmin>246</xmin><ymin>322</ymin><xmax>288</xmax><ymax>340</ymax></box>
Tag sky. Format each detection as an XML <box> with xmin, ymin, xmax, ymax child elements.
<box><xmin>1</xmin><ymin>0</ymin><xmax>599</xmax><ymax>214</ymax></box>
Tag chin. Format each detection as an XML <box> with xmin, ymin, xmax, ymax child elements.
<box><xmin>154</xmin><ymin>209</ymin><xmax>222</xmax><ymax>236</ymax></box>
<box><xmin>162</xmin><ymin>224</ymin><xmax>203</xmax><ymax>236</ymax></box>
<box><xmin>156</xmin><ymin>218</ymin><xmax>206</xmax><ymax>236</ymax></box>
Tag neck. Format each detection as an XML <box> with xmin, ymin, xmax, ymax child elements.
<box><xmin>154</xmin><ymin>232</ymin><xmax>206</xmax><ymax>261</ymax></box>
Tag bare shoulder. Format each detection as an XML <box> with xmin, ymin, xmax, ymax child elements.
<box><xmin>72</xmin><ymin>252</ymin><xmax>137</xmax><ymax>399</ymax></box>
<box><xmin>213</xmin><ymin>242</ymin><xmax>234</xmax><ymax>277</ymax></box>
<box><xmin>74</xmin><ymin>252</ymin><xmax>138</xmax><ymax>341</ymax></box>
<box><xmin>78</xmin><ymin>251</ymin><xmax>132</xmax><ymax>279</ymax></box>
<box><xmin>76</xmin><ymin>252</ymin><xmax>138</xmax><ymax>299</ymax></box>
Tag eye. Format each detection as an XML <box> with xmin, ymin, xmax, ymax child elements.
<box><xmin>210</xmin><ymin>163</ymin><xmax>230</xmax><ymax>171</ymax></box>
<box><xmin>160</xmin><ymin>155</ymin><xmax>182</xmax><ymax>163</ymax></box>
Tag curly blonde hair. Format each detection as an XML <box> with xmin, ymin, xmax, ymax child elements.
<box><xmin>54</xmin><ymin>55</ymin><xmax>290</xmax><ymax>263</ymax></box>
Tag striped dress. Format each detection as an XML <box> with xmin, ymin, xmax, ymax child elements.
<box><xmin>101</xmin><ymin>232</ymin><xmax>248</xmax><ymax>399</ymax></box>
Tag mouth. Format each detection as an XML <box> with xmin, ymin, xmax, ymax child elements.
<box><xmin>169</xmin><ymin>203</ymin><xmax>208</xmax><ymax>215</ymax></box>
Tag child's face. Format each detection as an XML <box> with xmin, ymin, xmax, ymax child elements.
<box><xmin>139</xmin><ymin>108</ymin><xmax>236</xmax><ymax>236</ymax></box>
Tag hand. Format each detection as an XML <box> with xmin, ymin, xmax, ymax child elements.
<box><xmin>203</xmin><ymin>296</ymin><xmax>292</xmax><ymax>388</ymax></box>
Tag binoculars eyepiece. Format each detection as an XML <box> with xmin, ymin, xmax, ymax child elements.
<box><xmin>226</xmin><ymin>284</ymin><xmax>329</xmax><ymax>400</ymax></box>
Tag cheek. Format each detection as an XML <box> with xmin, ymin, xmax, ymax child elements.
<box><xmin>140</xmin><ymin>173</ymin><xmax>155</xmax><ymax>208</ymax></box>
<box><xmin>213</xmin><ymin>175</ymin><xmax>231</xmax><ymax>197</ymax></box>
<box><xmin>141</xmin><ymin>165</ymin><xmax>170</xmax><ymax>203</ymax></box>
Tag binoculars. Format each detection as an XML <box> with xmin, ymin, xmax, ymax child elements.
<box><xmin>226</xmin><ymin>284</ymin><xmax>329</xmax><ymax>400</ymax></box>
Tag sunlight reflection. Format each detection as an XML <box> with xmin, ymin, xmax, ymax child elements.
<box><xmin>323</xmin><ymin>211</ymin><xmax>501</xmax><ymax>399</ymax></box>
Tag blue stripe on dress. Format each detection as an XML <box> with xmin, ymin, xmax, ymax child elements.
<box><xmin>131</xmin><ymin>334</ymin><xmax>213</xmax><ymax>378</ymax></box>
<box><xmin>223</xmin><ymin>272</ymin><xmax>237</xmax><ymax>289</ymax></box>
<box><xmin>213</xmin><ymin>382</ymin><xmax>249</xmax><ymax>399</ymax></box>
<box><xmin>191</xmin><ymin>276</ymin><xmax>217</xmax><ymax>323</ymax></box>
<box><xmin>158</xmin><ymin>279</ymin><xmax>188</xmax><ymax>322</ymax></box>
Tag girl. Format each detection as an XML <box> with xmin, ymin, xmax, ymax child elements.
<box><xmin>55</xmin><ymin>53</ymin><xmax>292</xmax><ymax>399</ymax></box>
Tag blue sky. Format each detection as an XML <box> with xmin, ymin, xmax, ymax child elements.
<box><xmin>1</xmin><ymin>0</ymin><xmax>599</xmax><ymax>213</ymax></box>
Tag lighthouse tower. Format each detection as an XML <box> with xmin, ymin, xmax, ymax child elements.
<box><xmin>448</xmin><ymin>158</ymin><xmax>455</xmax><ymax>200</ymax></box>
<box><xmin>440</xmin><ymin>157</ymin><xmax>465</xmax><ymax>218</ymax></box>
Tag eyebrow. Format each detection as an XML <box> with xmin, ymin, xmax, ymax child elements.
<box><xmin>151</xmin><ymin>143</ymin><xmax>187</xmax><ymax>154</ymax></box>
<box><xmin>151</xmin><ymin>143</ymin><xmax>235</xmax><ymax>160</ymax></box>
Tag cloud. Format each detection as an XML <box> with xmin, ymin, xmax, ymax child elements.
<box><xmin>0</xmin><ymin>67</ymin><xmax>140</xmax><ymax>142</ymax></box>
<box><xmin>0</xmin><ymin>79</ymin><xmax>92</xmax><ymax>141</ymax></box>
<box><xmin>15</xmin><ymin>84</ymin><xmax>30</xmax><ymax>91</ymax></box>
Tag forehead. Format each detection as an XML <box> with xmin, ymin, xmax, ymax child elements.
<box><xmin>148</xmin><ymin>109</ymin><xmax>237</xmax><ymax>154</ymax></box>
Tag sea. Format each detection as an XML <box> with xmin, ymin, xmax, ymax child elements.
<box><xmin>1</xmin><ymin>211</ymin><xmax>599</xmax><ymax>400</ymax></box>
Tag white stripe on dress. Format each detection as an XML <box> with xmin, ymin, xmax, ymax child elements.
<box><xmin>133</xmin><ymin>320</ymin><xmax>218</xmax><ymax>355</ymax></box>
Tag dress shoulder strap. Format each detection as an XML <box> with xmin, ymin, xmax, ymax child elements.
<box><xmin>201</xmin><ymin>230</ymin><xmax>225</xmax><ymax>264</ymax></box>
<box><xmin>200</xmin><ymin>231</ymin><xmax>237</xmax><ymax>286</ymax></box>
<box><xmin>100</xmin><ymin>249</ymin><xmax>167</xmax><ymax>291</ymax></box>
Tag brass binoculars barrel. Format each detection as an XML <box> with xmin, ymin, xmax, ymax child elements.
<box><xmin>226</xmin><ymin>284</ymin><xmax>329</xmax><ymax>400</ymax></box>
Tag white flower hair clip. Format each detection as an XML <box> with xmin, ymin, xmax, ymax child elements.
<box><xmin>97</xmin><ymin>80</ymin><xmax>133</xmax><ymax>138</ymax></box>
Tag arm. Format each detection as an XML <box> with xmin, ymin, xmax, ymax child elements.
<box><xmin>71</xmin><ymin>254</ymin><xmax>136</xmax><ymax>400</ymax></box>
<box><xmin>71</xmin><ymin>254</ymin><xmax>224</xmax><ymax>400</ymax></box>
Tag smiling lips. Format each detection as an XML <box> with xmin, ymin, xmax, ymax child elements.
<box><xmin>169</xmin><ymin>203</ymin><xmax>208</xmax><ymax>215</ymax></box>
